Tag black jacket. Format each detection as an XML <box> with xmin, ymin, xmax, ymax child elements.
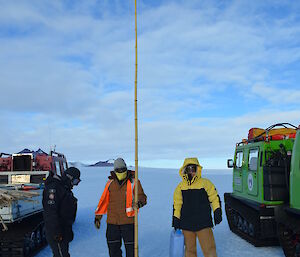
<box><xmin>42</xmin><ymin>174</ymin><xmax>77</xmax><ymax>242</ymax></box>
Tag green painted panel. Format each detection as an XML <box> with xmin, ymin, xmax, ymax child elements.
<box><xmin>231</xmin><ymin>138</ymin><xmax>295</xmax><ymax>205</ymax></box>
<box><xmin>233</xmin><ymin>170</ymin><xmax>243</xmax><ymax>192</ymax></box>
<box><xmin>290</xmin><ymin>130</ymin><xmax>300</xmax><ymax>210</ymax></box>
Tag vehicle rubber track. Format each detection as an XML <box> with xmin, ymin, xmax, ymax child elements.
<box><xmin>276</xmin><ymin>208</ymin><xmax>300</xmax><ymax>257</ymax></box>
<box><xmin>277</xmin><ymin>223</ymin><xmax>300</xmax><ymax>257</ymax></box>
<box><xmin>0</xmin><ymin>213</ymin><xmax>47</xmax><ymax>257</ymax></box>
<box><xmin>224</xmin><ymin>193</ymin><xmax>279</xmax><ymax>247</ymax></box>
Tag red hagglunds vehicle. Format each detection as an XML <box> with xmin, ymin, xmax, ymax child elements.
<box><xmin>0</xmin><ymin>148</ymin><xmax>67</xmax><ymax>174</ymax></box>
<box><xmin>0</xmin><ymin>148</ymin><xmax>68</xmax><ymax>257</ymax></box>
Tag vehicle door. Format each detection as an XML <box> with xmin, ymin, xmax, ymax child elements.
<box><xmin>233</xmin><ymin>150</ymin><xmax>244</xmax><ymax>192</ymax></box>
<box><xmin>247</xmin><ymin>148</ymin><xmax>259</xmax><ymax>196</ymax></box>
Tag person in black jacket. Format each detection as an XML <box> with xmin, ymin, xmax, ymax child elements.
<box><xmin>42</xmin><ymin>167</ymin><xmax>81</xmax><ymax>257</ymax></box>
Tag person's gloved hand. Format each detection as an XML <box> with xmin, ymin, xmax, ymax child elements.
<box><xmin>135</xmin><ymin>200</ymin><xmax>146</xmax><ymax>209</ymax></box>
<box><xmin>54</xmin><ymin>234</ymin><xmax>63</xmax><ymax>242</ymax></box>
<box><xmin>214</xmin><ymin>208</ymin><xmax>222</xmax><ymax>225</ymax></box>
<box><xmin>94</xmin><ymin>215</ymin><xmax>102</xmax><ymax>229</ymax></box>
<box><xmin>172</xmin><ymin>216</ymin><xmax>181</xmax><ymax>230</ymax></box>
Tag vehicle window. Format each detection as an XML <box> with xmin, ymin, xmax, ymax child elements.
<box><xmin>249</xmin><ymin>149</ymin><xmax>259</xmax><ymax>171</ymax></box>
<box><xmin>55</xmin><ymin>162</ymin><xmax>61</xmax><ymax>173</ymax></box>
<box><xmin>236</xmin><ymin>151</ymin><xmax>243</xmax><ymax>168</ymax></box>
<box><xmin>63</xmin><ymin>162</ymin><xmax>68</xmax><ymax>171</ymax></box>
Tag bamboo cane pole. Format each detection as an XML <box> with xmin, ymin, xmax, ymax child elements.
<box><xmin>134</xmin><ymin>0</ymin><xmax>139</xmax><ymax>256</ymax></box>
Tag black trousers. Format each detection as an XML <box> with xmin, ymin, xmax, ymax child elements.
<box><xmin>106</xmin><ymin>223</ymin><xmax>134</xmax><ymax>257</ymax></box>
<box><xmin>47</xmin><ymin>236</ymin><xmax>70</xmax><ymax>257</ymax></box>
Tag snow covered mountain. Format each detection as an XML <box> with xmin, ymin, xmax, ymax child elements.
<box><xmin>88</xmin><ymin>160</ymin><xmax>114</xmax><ymax>167</ymax></box>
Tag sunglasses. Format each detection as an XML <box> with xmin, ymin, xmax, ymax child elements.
<box><xmin>185</xmin><ymin>165</ymin><xmax>197</xmax><ymax>173</ymax></box>
<box><xmin>115</xmin><ymin>167</ymin><xmax>127</xmax><ymax>173</ymax></box>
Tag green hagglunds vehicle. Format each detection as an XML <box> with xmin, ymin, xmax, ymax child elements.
<box><xmin>224</xmin><ymin>123</ymin><xmax>300</xmax><ymax>257</ymax></box>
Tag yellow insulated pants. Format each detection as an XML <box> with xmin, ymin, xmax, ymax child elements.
<box><xmin>182</xmin><ymin>228</ymin><xmax>217</xmax><ymax>257</ymax></box>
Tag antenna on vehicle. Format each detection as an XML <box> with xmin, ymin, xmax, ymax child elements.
<box><xmin>48</xmin><ymin>118</ymin><xmax>52</xmax><ymax>155</ymax></box>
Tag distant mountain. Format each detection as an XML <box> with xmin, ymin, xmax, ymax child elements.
<box><xmin>68</xmin><ymin>161</ymin><xmax>86</xmax><ymax>167</ymax></box>
<box><xmin>89</xmin><ymin>160</ymin><xmax>114</xmax><ymax>167</ymax></box>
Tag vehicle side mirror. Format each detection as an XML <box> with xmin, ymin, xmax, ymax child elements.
<box><xmin>227</xmin><ymin>159</ymin><xmax>234</xmax><ymax>168</ymax></box>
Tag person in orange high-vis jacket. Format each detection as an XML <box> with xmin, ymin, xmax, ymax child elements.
<box><xmin>94</xmin><ymin>158</ymin><xmax>147</xmax><ymax>257</ymax></box>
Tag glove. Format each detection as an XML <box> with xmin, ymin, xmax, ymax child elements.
<box><xmin>172</xmin><ymin>216</ymin><xmax>180</xmax><ymax>230</ymax></box>
<box><xmin>214</xmin><ymin>208</ymin><xmax>222</xmax><ymax>225</ymax></box>
<box><xmin>94</xmin><ymin>215</ymin><xmax>102</xmax><ymax>229</ymax></box>
<box><xmin>53</xmin><ymin>234</ymin><xmax>63</xmax><ymax>242</ymax></box>
<box><xmin>135</xmin><ymin>201</ymin><xmax>145</xmax><ymax>209</ymax></box>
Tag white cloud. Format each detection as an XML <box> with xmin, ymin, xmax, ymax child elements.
<box><xmin>0</xmin><ymin>1</ymin><xmax>299</xmax><ymax>167</ymax></box>
<box><xmin>251</xmin><ymin>83</ymin><xmax>300</xmax><ymax>104</ymax></box>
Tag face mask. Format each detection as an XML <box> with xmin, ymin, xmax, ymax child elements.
<box><xmin>188</xmin><ymin>173</ymin><xmax>194</xmax><ymax>181</ymax></box>
<box><xmin>65</xmin><ymin>173</ymin><xmax>81</xmax><ymax>187</ymax></box>
<box><xmin>116</xmin><ymin>171</ymin><xmax>127</xmax><ymax>181</ymax></box>
<box><xmin>72</xmin><ymin>178</ymin><xmax>81</xmax><ymax>186</ymax></box>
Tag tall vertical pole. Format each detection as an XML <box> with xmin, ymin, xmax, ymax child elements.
<box><xmin>134</xmin><ymin>0</ymin><xmax>139</xmax><ymax>257</ymax></box>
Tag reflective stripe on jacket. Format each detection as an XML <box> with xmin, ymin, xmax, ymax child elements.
<box><xmin>95</xmin><ymin>179</ymin><xmax>136</xmax><ymax>217</ymax></box>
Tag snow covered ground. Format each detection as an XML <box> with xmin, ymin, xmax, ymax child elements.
<box><xmin>36</xmin><ymin>166</ymin><xmax>284</xmax><ymax>257</ymax></box>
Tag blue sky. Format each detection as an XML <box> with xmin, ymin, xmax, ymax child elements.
<box><xmin>0</xmin><ymin>0</ymin><xmax>300</xmax><ymax>169</ymax></box>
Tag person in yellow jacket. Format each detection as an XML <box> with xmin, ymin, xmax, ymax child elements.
<box><xmin>172</xmin><ymin>157</ymin><xmax>222</xmax><ymax>257</ymax></box>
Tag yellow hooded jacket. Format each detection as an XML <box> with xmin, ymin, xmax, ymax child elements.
<box><xmin>173</xmin><ymin>158</ymin><xmax>221</xmax><ymax>231</ymax></box>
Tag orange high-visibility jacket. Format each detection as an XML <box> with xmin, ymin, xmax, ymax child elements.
<box><xmin>95</xmin><ymin>179</ymin><xmax>136</xmax><ymax>217</ymax></box>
